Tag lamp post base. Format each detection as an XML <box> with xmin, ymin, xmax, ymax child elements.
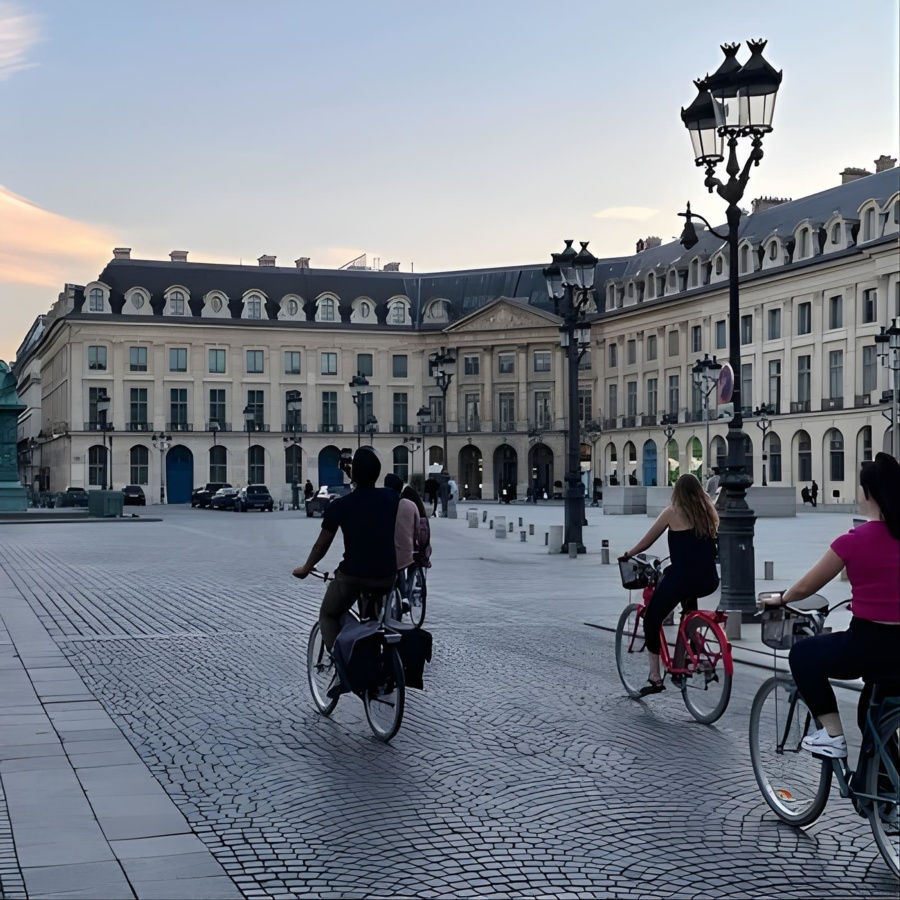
<box><xmin>563</xmin><ymin>477</ymin><xmax>586</xmax><ymax>554</ymax></box>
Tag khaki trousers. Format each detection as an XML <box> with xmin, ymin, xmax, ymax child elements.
<box><xmin>318</xmin><ymin>570</ymin><xmax>396</xmax><ymax>650</ymax></box>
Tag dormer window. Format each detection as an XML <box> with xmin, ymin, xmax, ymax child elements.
<box><xmin>360</xmin><ymin>301</ymin><xmax>371</xmax><ymax>318</ymax></box>
<box><xmin>170</xmin><ymin>290</ymin><xmax>185</xmax><ymax>315</ymax></box>
<box><xmin>390</xmin><ymin>303</ymin><xmax>407</xmax><ymax>325</ymax></box>
<box><xmin>768</xmin><ymin>241</ymin><xmax>778</xmax><ymax>260</ymax></box>
<box><xmin>245</xmin><ymin>294</ymin><xmax>262</xmax><ymax>319</ymax></box>
<box><xmin>211</xmin><ymin>295</ymin><xmax>223</xmax><ymax>313</ymax></box>
<box><xmin>319</xmin><ymin>297</ymin><xmax>336</xmax><ymax>322</ymax></box>
<box><xmin>647</xmin><ymin>273</ymin><xmax>656</xmax><ymax>298</ymax></box>
<box><xmin>287</xmin><ymin>298</ymin><xmax>299</xmax><ymax>316</ymax></box>
<box><xmin>131</xmin><ymin>291</ymin><xmax>145</xmax><ymax>310</ymax></box>
<box><xmin>798</xmin><ymin>228</ymin><xmax>809</xmax><ymax>259</ymax></box>
<box><xmin>627</xmin><ymin>282</ymin><xmax>634</xmax><ymax>299</ymax></box>
<box><xmin>715</xmin><ymin>256</ymin><xmax>723</xmax><ymax>276</ymax></box>
<box><xmin>864</xmin><ymin>207</ymin><xmax>876</xmax><ymax>241</ymax></box>
<box><xmin>667</xmin><ymin>270</ymin><xmax>676</xmax><ymax>290</ymax></box>
<box><xmin>89</xmin><ymin>288</ymin><xmax>104</xmax><ymax>311</ymax></box>
<box><xmin>740</xmin><ymin>245</ymin><xmax>750</xmax><ymax>273</ymax></box>
<box><xmin>690</xmin><ymin>259</ymin><xmax>699</xmax><ymax>287</ymax></box>
<box><xmin>831</xmin><ymin>223</ymin><xmax>841</xmax><ymax>244</ymax></box>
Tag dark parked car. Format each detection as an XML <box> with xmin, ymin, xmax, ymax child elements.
<box><xmin>209</xmin><ymin>487</ymin><xmax>240</xmax><ymax>510</ymax></box>
<box><xmin>305</xmin><ymin>483</ymin><xmax>351</xmax><ymax>517</ymax></box>
<box><xmin>54</xmin><ymin>487</ymin><xmax>89</xmax><ymax>508</ymax></box>
<box><xmin>191</xmin><ymin>482</ymin><xmax>231</xmax><ymax>508</ymax></box>
<box><xmin>122</xmin><ymin>485</ymin><xmax>146</xmax><ymax>506</ymax></box>
<box><xmin>234</xmin><ymin>484</ymin><xmax>274</xmax><ymax>512</ymax></box>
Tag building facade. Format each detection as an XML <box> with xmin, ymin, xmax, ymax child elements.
<box><xmin>13</xmin><ymin>165</ymin><xmax>899</xmax><ymax>505</ymax></box>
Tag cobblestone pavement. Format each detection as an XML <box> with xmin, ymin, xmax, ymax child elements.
<box><xmin>0</xmin><ymin>508</ymin><xmax>896</xmax><ymax>899</ymax></box>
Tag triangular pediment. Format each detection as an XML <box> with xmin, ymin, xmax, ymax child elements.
<box><xmin>446</xmin><ymin>297</ymin><xmax>561</xmax><ymax>333</ymax></box>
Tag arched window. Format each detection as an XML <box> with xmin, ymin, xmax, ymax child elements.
<box><xmin>170</xmin><ymin>290</ymin><xmax>186</xmax><ymax>315</ymax></box>
<box><xmin>88</xmin><ymin>445</ymin><xmax>107</xmax><ymax>486</ymax></box>
<box><xmin>831</xmin><ymin>223</ymin><xmax>841</xmax><ymax>244</ymax></box>
<box><xmin>129</xmin><ymin>446</ymin><xmax>149</xmax><ymax>485</ymax></box>
<box><xmin>392</xmin><ymin>446</ymin><xmax>409</xmax><ymax>482</ymax></box>
<box><xmin>319</xmin><ymin>297</ymin><xmax>336</xmax><ymax>322</ymax></box>
<box><xmin>715</xmin><ymin>256</ymin><xmax>723</xmax><ymax>275</ymax></box>
<box><xmin>389</xmin><ymin>301</ymin><xmax>408</xmax><ymax>325</ymax></box>
<box><xmin>768</xmin><ymin>241</ymin><xmax>778</xmax><ymax>261</ymax></box>
<box><xmin>647</xmin><ymin>273</ymin><xmax>655</xmax><ymax>298</ymax></box>
<box><xmin>210</xmin><ymin>294</ymin><xmax>224</xmax><ymax>313</ymax></box>
<box><xmin>690</xmin><ymin>259</ymin><xmax>699</xmax><ymax>287</ymax></box>
<box><xmin>798</xmin><ymin>228</ymin><xmax>809</xmax><ymax>258</ymax></box>
<box><xmin>89</xmin><ymin>287</ymin><xmax>104</xmax><ymax>312</ymax></box>
<box><xmin>797</xmin><ymin>430</ymin><xmax>812</xmax><ymax>482</ymax></box>
<box><xmin>864</xmin><ymin>207</ymin><xmax>876</xmax><ymax>241</ymax></box>
<box><xmin>131</xmin><ymin>291</ymin><xmax>145</xmax><ymax>310</ymax></box>
<box><xmin>359</xmin><ymin>301</ymin><xmax>371</xmax><ymax>318</ymax></box>
<box><xmin>668</xmin><ymin>270</ymin><xmax>676</xmax><ymax>290</ymax></box>
<box><xmin>860</xmin><ymin>424</ymin><xmax>873</xmax><ymax>462</ymax></box>
<box><xmin>248</xmin><ymin>445</ymin><xmax>265</xmax><ymax>484</ymax></box>
<box><xmin>209</xmin><ymin>446</ymin><xmax>227</xmax><ymax>483</ymax></box>
<box><xmin>828</xmin><ymin>428</ymin><xmax>845</xmax><ymax>481</ymax></box>
<box><xmin>894</xmin><ymin>201</ymin><xmax>899</xmax><ymax>225</ymax></box>
<box><xmin>287</xmin><ymin>298</ymin><xmax>299</xmax><ymax>316</ymax></box>
<box><xmin>284</xmin><ymin>445</ymin><xmax>302</xmax><ymax>484</ymax></box>
<box><xmin>245</xmin><ymin>294</ymin><xmax>262</xmax><ymax>319</ymax></box>
<box><xmin>766</xmin><ymin>433</ymin><xmax>782</xmax><ymax>482</ymax></box>
<box><xmin>740</xmin><ymin>244</ymin><xmax>750</xmax><ymax>273</ymax></box>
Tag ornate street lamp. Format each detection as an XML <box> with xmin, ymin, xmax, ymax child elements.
<box><xmin>429</xmin><ymin>348</ymin><xmax>456</xmax><ymax>473</ymax></box>
<box><xmin>151</xmin><ymin>431</ymin><xmax>172</xmax><ymax>504</ymax></box>
<box><xmin>679</xmin><ymin>39</ymin><xmax>782</xmax><ymax>619</ymax></box>
<box><xmin>544</xmin><ymin>239</ymin><xmax>598</xmax><ymax>553</ymax></box>
<box><xmin>95</xmin><ymin>390</ymin><xmax>113</xmax><ymax>490</ymax></box>
<box><xmin>349</xmin><ymin>374</ymin><xmax>371</xmax><ymax>449</ymax></box>
<box><xmin>875</xmin><ymin>318</ymin><xmax>900</xmax><ymax>459</ymax></box>
<box><xmin>692</xmin><ymin>353</ymin><xmax>722</xmax><ymax>481</ymax></box>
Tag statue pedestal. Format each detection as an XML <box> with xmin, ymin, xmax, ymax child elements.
<box><xmin>0</xmin><ymin>482</ymin><xmax>26</xmax><ymax>512</ymax></box>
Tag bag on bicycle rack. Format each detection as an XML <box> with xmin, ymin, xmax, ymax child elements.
<box><xmin>332</xmin><ymin>619</ymin><xmax>385</xmax><ymax>695</ymax></box>
<box><xmin>390</xmin><ymin>623</ymin><xmax>433</xmax><ymax>690</ymax></box>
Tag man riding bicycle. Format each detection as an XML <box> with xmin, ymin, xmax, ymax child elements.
<box><xmin>293</xmin><ymin>448</ymin><xmax>399</xmax><ymax>650</ymax></box>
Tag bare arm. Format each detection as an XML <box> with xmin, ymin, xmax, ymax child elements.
<box><xmin>292</xmin><ymin>527</ymin><xmax>337</xmax><ymax>578</ymax></box>
<box><xmin>623</xmin><ymin>509</ymin><xmax>670</xmax><ymax>559</ymax></box>
<box><xmin>780</xmin><ymin>549</ymin><xmax>845</xmax><ymax>603</ymax></box>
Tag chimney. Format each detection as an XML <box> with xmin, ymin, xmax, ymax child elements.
<box><xmin>295</xmin><ymin>257</ymin><xmax>310</xmax><ymax>269</ymax></box>
<box><xmin>635</xmin><ymin>239</ymin><xmax>645</xmax><ymax>253</ymax></box>
<box><xmin>751</xmin><ymin>196</ymin><xmax>791</xmax><ymax>214</ymax></box>
<box><xmin>874</xmin><ymin>154</ymin><xmax>897</xmax><ymax>173</ymax></box>
<box><xmin>170</xmin><ymin>250</ymin><xmax>188</xmax><ymax>263</ymax></box>
<box><xmin>258</xmin><ymin>255</ymin><xmax>276</xmax><ymax>267</ymax></box>
<box><xmin>840</xmin><ymin>167</ymin><xmax>872</xmax><ymax>184</ymax></box>
<box><xmin>112</xmin><ymin>247</ymin><xmax>131</xmax><ymax>260</ymax></box>
<box><xmin>382</xmin><ymin>261</ymin><xmax>401</xmax><ymax>272</ymax></box>
<box><xmin>643</xmin><ymin>236</ymin><xmax>662</xmax><ymax>250</ymax></box>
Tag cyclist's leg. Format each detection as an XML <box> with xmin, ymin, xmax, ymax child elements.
<box><xmin>642</xmin><ymin>571</ymin><xmax>686</xmax><ymax>682</ymax></box>
<box><xmin>318</xmin><ymin>572</ymin><xmax>361</xmax><ymax>651</ymax></box>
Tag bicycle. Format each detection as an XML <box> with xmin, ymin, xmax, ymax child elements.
<box><xmin>749</xmin><ymin>593</ymin><xmax>899</xmax><ymax>880</ymax></box>
<box><xmin>305</xmin><ymin>569</ymin><xmax>406</xmax><ymax>742</ymax></box>
<box><xmin>401</xmin><ymin>561</ymin><xmax>427</xmax><ymax>629</ymax></box>
<box><xmin>614</xmin><ymin>554</ymin><xmax>734</xmax><ymax>725</ymax></box>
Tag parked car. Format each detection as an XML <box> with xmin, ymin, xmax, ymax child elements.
<box><xmin>234</xmin><ymin>484</ymin><xmax>274</xmax><ymax>512</ymax></box>
<box><xmin>121</xmin><ymin>485</ymin><xmax>146</xmax><ymax>506</ymax></box>
<box><xmin>191</xmin><ymin>482</ymin><xmax>231</xmax><ymax>508</ymax></box>
<box><xmin>305</xmin><ymin>483</ymin><xmax>351</xmax><ymax>517</ymax></box>
<box><xmin>54</xmin><ymin>486</ymin><xmax>89</xmax><ymax>508</ymax></box>
<box><xmin>209</xmin><ymin>487</ymin><xmax>240</xmax><ymax>510</ymax></box>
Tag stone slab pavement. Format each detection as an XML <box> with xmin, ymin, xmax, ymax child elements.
<box><xmin>0</xmin><ymin>505</ymin><xmax>893</xmax><ymax>899</ymax></box>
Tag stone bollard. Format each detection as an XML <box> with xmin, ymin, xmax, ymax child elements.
<box><xmin>544</xmin><ymin>532</ymin><xmax>549</xmax><ymax>546</ymax></box>
<box><xmin>764</xmin><ymin>561</ymin><xmax>774</xmax><ymax>580</ymax></box>
<box><xmin>518</xmin><ymin>517</ymin><xmax>523</xmax><ymax>527</ymax></box>
<box><xmin>600</xmin><ymin>539</ymin><xmax>610</xmax><ymax>565</ymax></box>
<box><xmin>529</xmin><ymin>523</ymin><xmax>534</xmax><ymax>536</ymax></box>
<box><xmin>548</xmin><ymin>525</ymin><xmax>563</xmax><ymax>553</ymax></box>
<box><xmin>467</xmin><ymin>508</ymin><xmax>479</xmax><ymax>528</ymax></box>
<box><xmin>725</xmin><ymin>611</ymin><xmax>742</xmax><ymax>641</ymax></box>
<box><xmin>483</xmin><ymin>510</ymin><xmax>488</xmax><ymax>522</ymax></box>
<box><xmin>495</xmin><ymin>516</ymin><xmax>507</xmax><ymax>538</ymax></box>
<box><xmin>568</xmin><ymin>542</ymin><xmax>578</xmax><ymax>558</ymax></box>
<box><xmin>520</xmin><ymin>531</ymin><xmax>526</xmax><ymax>542</ymax></box>
<box><xmin>489</xmin><ymin>519</ymin><xmax>494</xmax><ymax>530</ymax></box>
<box><xmin>447</xmin><ymin>499</ymin><xmax>458</xmax><ymax>519</ymax></box>
<box><xmin>508</xmin><ymin>521</ymin><xmax>514</xmax><ymax>533</ymax></box>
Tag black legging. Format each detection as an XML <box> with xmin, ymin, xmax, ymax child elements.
<box><xmin>643</xmin><ymin>566</ymin><xmax>719</xmax><ymax>655</ymax></box>
<box><xmin>789</xmin><ymin>618</ymin><xmax>900</xmax><ymax>730</ymax></box>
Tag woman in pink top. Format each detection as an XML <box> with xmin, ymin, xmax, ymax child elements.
<box><xmin>776</xmin><ymin>453</ymin><xmax>900</xmax><ymax>759</ymax></box>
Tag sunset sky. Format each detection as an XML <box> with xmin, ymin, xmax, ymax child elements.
<box><xmin>1</xmin><ymin>0</ymin><xmax>898</xmax><ymax>361</ymax></box>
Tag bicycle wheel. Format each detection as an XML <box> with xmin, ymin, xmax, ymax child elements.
<box><xmin>866</xmin><ymin>702</ymin><xmax>900</xmax><ymax>880</ymax></box>
<box><xmin>364</xmin><ymin>645</ymin><xmax>405</xmax><ymax>742</ymax></box>
<box><xmin>679</xmin><ymin>616</ymin><xmax>733</xmax><ymax>725</ymax></box>
<box><xmin>749</xmin><ymin>675</ymin><xmax>832</xmax><ymax>826</ymax></box>
<box><xmin>306</xmin><ymin>624</ymin><xmax>338</xmax><ymax>716</ymax></box>
<box><xmin>615</xmin><ymin>604</ymin><xmax>649</xmax><ymax>699</ymax></box>
<box><xmin>408</xmin><ymin>567</ymin><xmax>427</xmax><ymax>628</ymax></box>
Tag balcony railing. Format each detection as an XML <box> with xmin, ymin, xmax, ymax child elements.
<box><xmin>459</xmin><ymin>419</ymin><xmax>482</xmax><ymax>433</ymax></box>
<box><xmin>790</xmin><ymin>400</ymin><xmax>811</xmax><ymax>413</ymax></box>
<box><xmin>685</xmin><ymin>410</ymin><xmax>705</xmax><ymax>423</ymax></box>
<box><xmin>492</xmin><ymin>421</ymin><xmax>517</xmax><ymax>432</ymax></box>
<box><xmin>167</xmin><ymin>422</ymin><xmax>193</xmax><ymax>432</ymax></box>
<box><xmin>854</xmin><ymin>394</ymin><xmax>872</xmax><ymax>408</ymax></box>
<box><xmin>243</xmin><ymin>423</ymin><xmax>271</xmax><ymax>432</ymax></box>
<box><xmin>391</xmin><ymin>423</ymin><xmax>411</xmax><ymax>434</ymax></box>
<box><xmin>206</xmin><ymin>422</ymin><xmax>232</xmax><ymax>432</ymax></box>
<box><xmin>319</xmin><ymin>423</ymin><xmax>344</xmax><ymax>433</ymax></box>
<box><xmin>822</xmin><ymin>397</ymin><xmax>844</xmax><ymax>411</ymax></box>
<box><xmin>641</xmin><ymin>413</ymin><xmax>657</xmax><ymax>427</ymax></box>
<box><xmin>83</xmin><ymin>421</ymin><xmax>110</xmax><ymax>431</ymax></box>
<box><xmin>281</xmin><ymin>423</ymin><xmax>308</xmax><ymax>433</ymax></box>
<box><xmin>602</xmin><ymin>417</ymin><xmax>619</xmax><ymax>430</ymax></box>
<box><xmin>621</xmin><ymin>415</ymin><xmax>637</xmax><ymax>428</ymax></box>
<box><xmin>421</xmin><ymin>423</ymin><xmax>443</xmax><ymax>434</ymax></box>
<box><xmin>125</xmin><ymin>422</ymin><xmax>152</xmax><ymax>432</ymax></box>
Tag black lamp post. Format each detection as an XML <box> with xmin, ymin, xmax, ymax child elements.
<box><xmin>875</xmin><ymin>318</ymin><xmax>900</xmax><ymax>459</ymax></box>
<box><xmin>349</xmin><ymin>374</ymin><xmax>371</xmax><ymax>449</ymax></box>
<box><xmin>692</xmin><ymin>353</ymin><xmax>722</xmax><ymax>481</ymax></box>
<box><xmin>210</xmin><ymin>423</ymin><xmax>220</xmax><ymax>447</ymax></box>
<box><xmin>753</xmin><ymin>404</ymin><xmax>772</xmax><ymax>485</ymax></box>
<box><xmin>429</xmin><ymin>348</ymin><xmax>456</xmax><ymax>473</ymax></box>
<box><xmin>581</xmin><ymin>418</ymin><xmax>603</xmax><ymax>505</ymax></box>
<box><xmin>543</xmin><ymin>239</ymin><xmax>597</xmax><ymax>553</ymax></box>
<box><xmin>679</xmin><ymin>40</ymin><xmax>782</xmax><ymax>619</ymax></box>
<box><xmin>243</xmin><ymin>404</ymin><xmax>255</xmax><ymax>449</ymax></box>
<box><xmin>366</xmin><ymin>414</ymin><xmax>378</xmax><ymax>446</ymax></box>
<box><xmin>95</xmin><ymin>390</ymin><xmax>114</xmax><ymax>490</ymax></box>
<box><xmin>416</xmin><ymin>404</ymin><xmax>431</xmax><ymax>481</ymax></box>
<box><xmin>151</xmin><ymin>432</ymin><xmax>172</xmax><ymax>504</ymax></box>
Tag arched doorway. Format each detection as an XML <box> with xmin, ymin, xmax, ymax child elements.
<box><xmin>493</xmin><ymin>444</ymin><xmax>518</xmax><ymax>499</ymax></box>
<box><xmin>711</xmin><ymin>435</ymin><xmax>727</xmax><ymax>471</ymax></box>
<box><xmin>642</xmin><ymin>440</ymin><xmax>657</xmax><ymax>487</ymax></box>
<box><xmin>318</xmin><ymin>445</ymin><xmax>342</xmax><ymax>488</ymax></box>
<box><xmin>857</xmin><ymin>425</ymin><xmax>873</xmax><ymax>463</ymax></box>
<box><xmin>392</xmin><ymin>446</ymin><xmax>409</xmax><ymax>482</ymax></box>
<box><xmin>285</xmin><ymin>445</ymin><xmax>302</xmax><ymax>484</ymax></box>
<box><xmin>428</xmin><ymin>445</ymin><xmax>444</xmax><ymax>471</ymax></box>
<box><xmin>88</xmin><ymin>444</ymin><xmax>108</xmax><ymax>488</ymax></box>
<box><xmin>458</xmin><ymin>445</ymin><xmax>483</xmax><ymax>499</ymax></box>
<box><xmin>166</xmin><ymin>445</ymin><xmax>194</xmax><ymax>503</ymax></box>
<box><xmin>623</xmin><ymin>441</ymin><xmax>637</xmax><ymax>484</ymax></box>
<box><xmin>688</xmin><ymin>437</ymin><xmax>703</xmax><ymax>480</ymax></box>
<box><xmin>209</xmin><ymin>446</ymin><xmax>227</xmax><ymax>483</ymax></box>
<box><xmin>528</xmin><ymin>443</ymin><xmax>553</xmax><ymax>496</ymax></box>
<box><xmin>794</xmin><ymin>430</ymin><xmax>812</xmax><ymax>484</ymax></box>
<box><xmin>605</xmin><ymin>442</ymin><xmax>618</xmax><ymax>484</ymax></box>
<box><xmin>248</xmin><ymin>445</ymin><xmax>265</xmax><ymax>484</ymax></box>
<box><xmin>666</xmin><ymin>439</ymin><xmax>679</xmax><ymax>485</ymax></box>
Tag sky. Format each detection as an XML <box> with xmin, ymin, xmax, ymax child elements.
<box><xmin>1</xmin><ymin>0</ymin><xmax>898</xmax><ymax>362</ymax></box>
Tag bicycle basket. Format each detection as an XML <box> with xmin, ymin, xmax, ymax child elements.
<box><xmin>619</xmin><ymin>558</ymin><xmax>652</xmax><ymax>590</ymax></box>
<box><xmin>760</xmin><ymin>607</ymin><xmax>817</xmax><ymax>651</ymax></box>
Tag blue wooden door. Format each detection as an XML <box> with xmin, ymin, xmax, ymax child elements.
<box><xmin>642</xmin><ymin>440</ymin><xmax>658</xmax><ymax>487</ymax></box>
<box><xmin>166</xmin><ymin>445</ymin><xmax>194</xmax><ymax>504</ymax></box>
<box><xmin>317</xmin><ymin>446</ymin><xmax>342</xmax><ymax>488</ymax></box>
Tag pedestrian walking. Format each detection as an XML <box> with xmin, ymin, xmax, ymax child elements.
<box><xmin>811</xmin><ymin>480</ymin><xmax>819</xmax><ymax>507</ymax></box>
<box><xmin>424</xmin><ymin>477</ymin><xmax>439</xmax><ymax>517</ymax></box>
<box><xmin>438</xmin><ymin>479</ymin><xmax>451</xmax><ymax>517</ymax></box>
<box><xmin>304</xmin><ymin>479</ymin><xmax>314</xmax><ymax>501</ymax></box>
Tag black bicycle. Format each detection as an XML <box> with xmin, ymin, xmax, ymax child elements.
<box><xmin>749</xmin><ymin>593</ymin><xmax>899</xmax><ymax>880</ymax></box>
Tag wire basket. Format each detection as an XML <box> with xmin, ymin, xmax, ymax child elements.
<box><xmin>760</xmin><ymin>607</ymin><xmax>817</xmax><ymax>650</ymax></box>
<box><xmin>619</xmin><ymin>558</ymin><xmax>652</xmax><ymax>590</ymax></box>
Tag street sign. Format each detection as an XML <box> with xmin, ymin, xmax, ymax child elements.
<box><xmin>717</xmin><ymin>363</ymin><xmax>734</xmax><ymax>405</ymax></box>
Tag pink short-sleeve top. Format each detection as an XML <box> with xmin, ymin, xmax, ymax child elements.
<box><xmin>830</xmin><ymin>520</ymin><xmax>900</xmax><ymax>623</ymax></box>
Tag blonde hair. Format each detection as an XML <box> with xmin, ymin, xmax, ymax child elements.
<box><xmin>671</xmin><ymin>473</ymin><xmax>719</xmax><ymax>539</ymax></box>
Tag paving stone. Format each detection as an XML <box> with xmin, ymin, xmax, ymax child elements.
<box><xmin>21</xmin><ymin>859</ymin><xmax>129</xmax><ymax>894</ymax></box>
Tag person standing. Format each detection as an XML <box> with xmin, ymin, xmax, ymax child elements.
<box><xmin>291</xmin><ymin>476</ymin><xmax>300</xmax><ymax>510</ymax></box>
<box><xmin>811</xmin><ymin>480</ymin><xmax>819</xmax><ymax>507</ymax></box>
<box><xmin>438</xmin><ymin>478</ymin><xmax>451</xmax><ymax>517</ymax></box>
<box><xmin>424</xmin><ymin>476</ymin><xmax>439</xmax><ymax>517</ymax></box>
<box><xmin>304</xmin><ymin>479</ymin><xmax>314</xmax><ymax>502</ymax></box>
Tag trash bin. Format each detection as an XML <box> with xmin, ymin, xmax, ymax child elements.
<box><xmin>88</xmin><ymin>490</ymin><xmax>125</xmax><ymax>518</ymax></box>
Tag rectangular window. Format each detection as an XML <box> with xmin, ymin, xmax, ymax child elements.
<box><xmin>829</xmin><ymin>295</ymin><xmax>843</xmax><ymax>329</ymax></box>
<box><xmin>862</xmin><ymin>345</ymin><xmax>878</xmax><ymax>394</ymax></box>
<box><xmin>170</xmin><ymin>388</ymin><xmax>188</xmax><ymax>427</ymax></box>
<box><xmin>533</xmin><ymin>391</ymin><xmax>551</xmax><ymax>429</ymax></box>
<box><xmin>715</xmin><ymin>320</ymin><xmax>726</xmax><ymax>350</ymax></box>
<box><xmin>464</xmin><ymin>355</ymin><xmax>480</xmax><ymax>376</ymax></box>
<box><xmin>533</xmin><ymin>351</ymin><xmax>551</xmax><ymax>373</ymax></box>
<box><xmin>646</xmin><ymin>378</ymin><xmax>658</xmax><ymax>416</ymax></box>
<box><xmin>129</xmin><ymin>346</ymin><xmax>147</xmax><ymax>372</ymax></box>
<box><xmin>464</xmin><ymin>393</ymin><xmax>479</xmax><ymax>430</ymax></box>
<box><xmin>578</xmin><ymin>388</ymin><xmax>592</xmax><ymax>427</ymax></box>
<box><xmin>667</xmin><ymin>375</ymin><xmax>679</xmax><ymax>414</ymax></box>
<box><xmin>284</xmin><ymin>351</ymin><xmax>301</xmax><ymax>375</ymax></box>
<box><xmin>608</xmin><ymin>384</ymin><xmax>618</xmax><ymax>419</ymax></box>
<box><xmin>767</xmin><ymin>308</ymin><xmax>781</xmax><ymax>340</ymax></box>
<box><xmin>498</xmin><ymin>352</ymin><xmax>515</xmax><ymax>374</ymax></box>
<box><xmin>209</xmin><ymin>389</ymin><xmax>226</xmax><ymax>426</ymax></box>
<box><xmin>768</xmin><ymin>359</ymin><xmax>781</xmax><ymax>411</ymax></box>
<box><xmin>741</xmin><ymin>363</ymin><xmax>752</xmax><ymax>411</ymax></box>
<box><xmin>393</xmin><ymin>392</ymin><xmax>409</xmax><ymax>430</ymax></box>
<box><xmin>797</xmin><ymin>356</ymin><xmax>811</xmax><ymax>404</ymax></box>
<box><xmin>246</xmin><ymin>350</ymin><xmax>264</xmax><ymax>373</ymax></box>
<box><xmin>130</xmin><ymin>448</ymin><xmax>148</xmax><ymax>485</ymax></box>
<box><xmin>209</xmin><ymin>348</ymin><xmax>226</xmax><ymax>374</ymax></box>
<box><xmin>246</xmin><ymin>389</ymin><xmax>265</xmax><ymax>429</ymax></box>
<box><xmin>88</xmin><ymin>345</ymin><xmax>107</xmax><ymax>371</ymax></box>
<box><xmin>830</xmin><ymin>431</ymin><xmax>845</xmax><ymax>481</ymax></box>
<box><xmin>668</xmin><ymin>330</ymin><xmax>679</xmax><ymax>356</ymax></box>
<box><xmin>498</xmin><ymin>392</ymin><xmax>515</xmax><ymax>428</ymax></box>
<box><xmin>862</xmin><ymin>289</ymin><xmax>877</xmax><ymax>324</ymax></box>
<box><xmin>321</xmin><ymin>352</ymin><xmax>337</xmax><ymax>376</ymax></box>
<box><xmin>797</xmin><ymin>302</ymin><xmax>812</xmax><ymax>335</ymax></box>
<box><xmin>169</xmin><ymin>347</ymin><xmax>187</xmax><ymax>372</ymax></box>
<box><xmin>428</xmin><ymin>395</ymin><xmax>444</xmax><ymax>427</ymax></box>
<box><xmin>608</xmin><ymin>344</ymin><xmax>618</xmax><ymax>368</ymax></box>
<box><xmin>129</xmin><ymin>388</ymin><xmax>147</xmax><ymax>426</ymax></box>
<box><xmin>646</xmin><ymin>335</ymin><xmax>657</xmax><ymax>361</ymax></box>
<box><xmin>626</xmin><ymin>381</ymin><xmax>637</xmax><ymax>417</ymax></box>
<box><xmin>691</xmin><ymin>325</ymin><xmax>702</xmax><ymax>354</ymax></box>
<box><xmin>740</xmin><ymin>315</ymin><xmax>753</xmax><ymax>345</ymax></box>
<box><xmin>321</xmin><ymin>391</ymin><xmax>338</xmax><ymax>427</ymax></box>
<box><xmin>392</xmin><ymin>354</ymin><xmax>408</xmax><ymax>378</ymax></box>
<box><xmin>829</xmin><ymin>350</ymin><xmax>844</xmax><ymax>398</ymax></box>
<box><xmin>356</xmin><ymin>353</ymin><xmax>373</xmax><ymax>377</ymax></box>
<box><xmin>88</xmin><ymin>386</ymin><xmax>107</xmax><ymax>426</ymax></box>
<box><xmin>626</xmin><ymin>340</ymin><xmax>636</xmax><ymax>365</ymax></box>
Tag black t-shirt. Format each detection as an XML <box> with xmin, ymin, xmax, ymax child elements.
<box><xmin>322</xmin><ymin>486</ymin><xmax>399</xmax><ymax>578</ymax></box>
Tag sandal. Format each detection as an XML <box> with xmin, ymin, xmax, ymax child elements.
<box><xmin>638</xmin><ymin>679</ymin><xmax>666</xmax><ymax>696</ymax></box>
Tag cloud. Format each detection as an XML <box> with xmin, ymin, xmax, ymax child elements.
<box><xmin>0</xmin><ymin>2</ymin><xmax>40</xmax><ymax>79</ymax></box>
<box><xmin>0</xmin><ymin>185</ymin><xmax>117</xmax><ymax>289</ymax></box>
<box><xmin>593</xmin><ymin>206</ymin><xmax>659</xmax><ymax>222</ymax></box>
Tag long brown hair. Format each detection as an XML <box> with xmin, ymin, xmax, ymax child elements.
<box><xmin>671</xmin><ymin>473</ymin><xmax>718</xmax><ymax>538</ymax></box>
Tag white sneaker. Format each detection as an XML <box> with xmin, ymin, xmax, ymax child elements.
<box><xmin>801</xmin><ymin>727</ymin><xmax>848</xmax><ymax>759</ymax></box>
